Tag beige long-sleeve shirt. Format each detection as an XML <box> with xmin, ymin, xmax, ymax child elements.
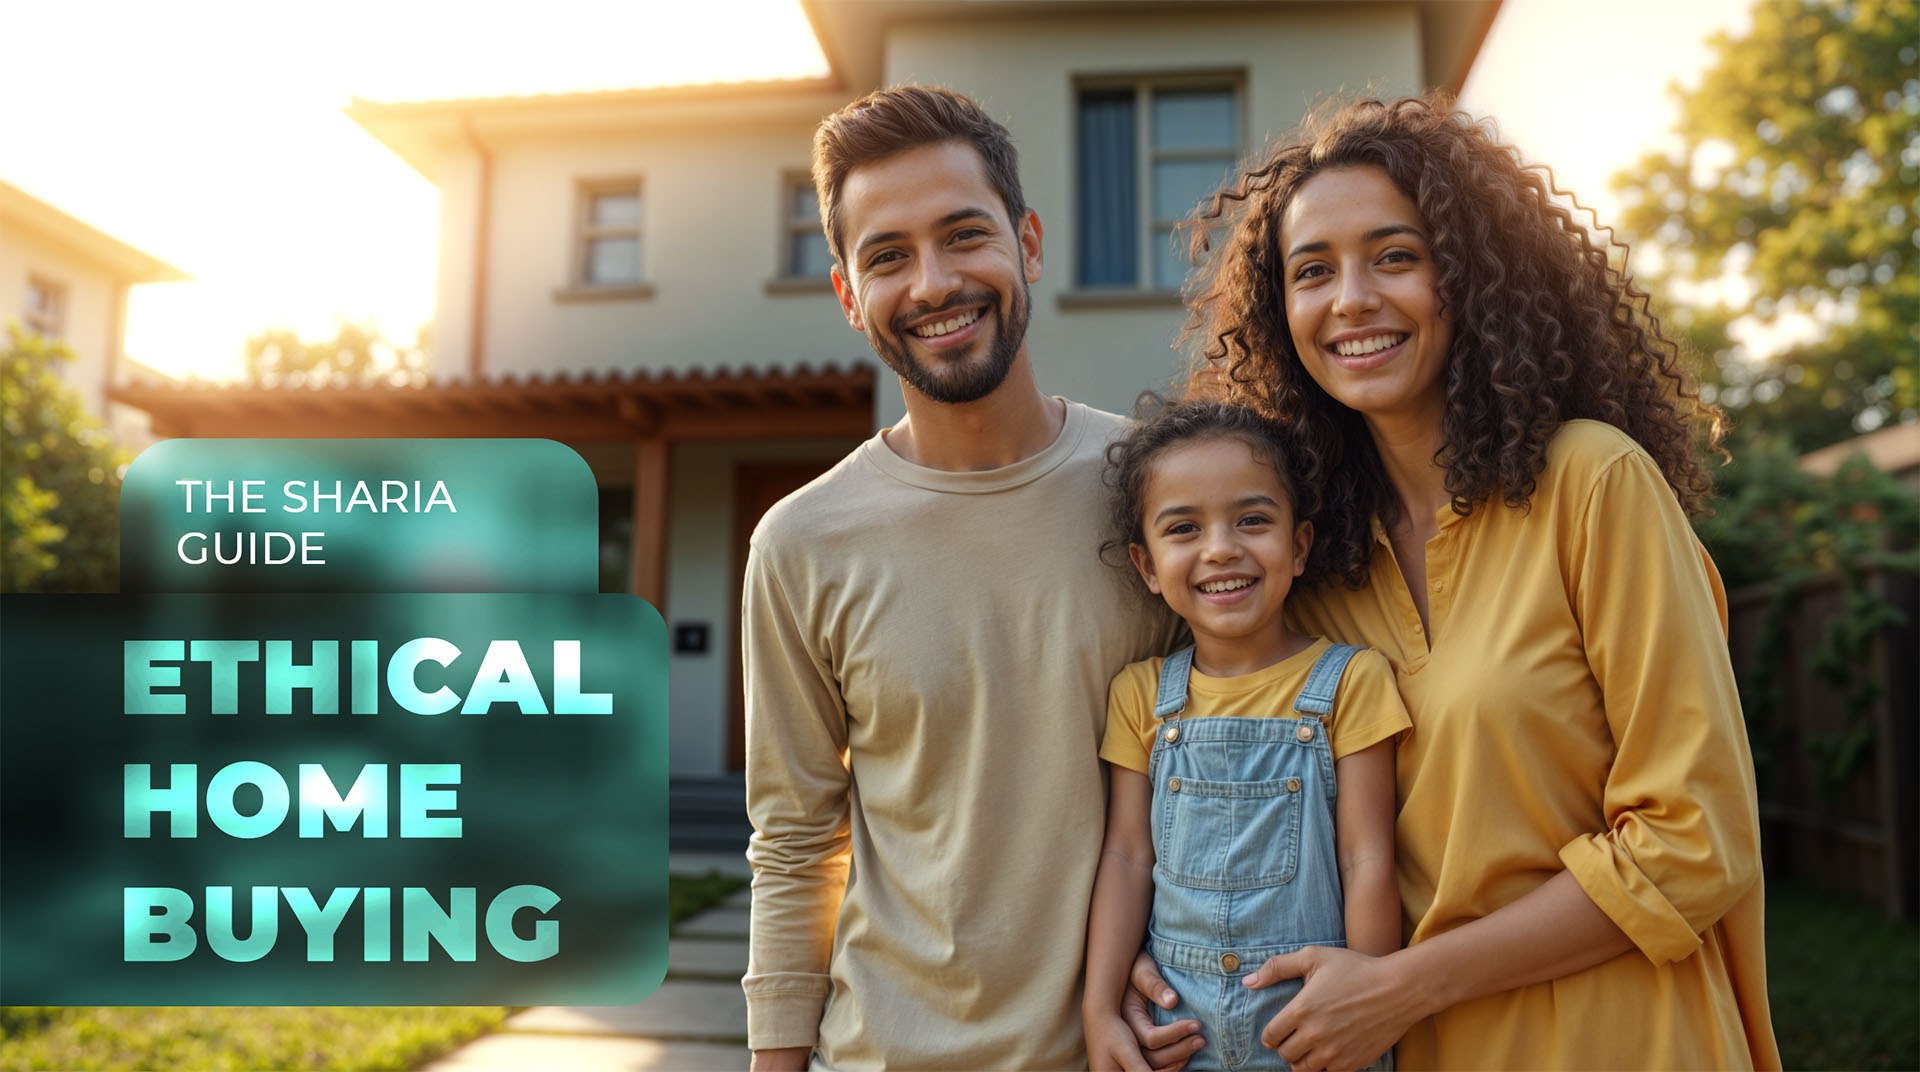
<box><xmin>742</xmin><ymin>401</ymin><xmax>1173</xmax><ymax>1069</ymax></box>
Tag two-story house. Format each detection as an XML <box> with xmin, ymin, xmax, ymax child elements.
<box><xmin>1</xmin><ymin>179</ymin><xmax>187</xmax><ymax>444</ymax></box>
<box><xmin>117</xmin><ymin>0</ymin><xmax>1498</xmax><ymax>796</ymax></box>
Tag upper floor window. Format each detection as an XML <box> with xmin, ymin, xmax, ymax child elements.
<box><xmin>24</xmin><ymin>275</ymin><xmax>66</xmax><ymax>339</ymax></box>
<box><xmin>1076</xmin><ymin>77</ymin><xmax>1242</xmax><ymax>291</ymax></box>
<box><xmin>782</xmin><ymin>174</ymin><xmax>833</xmax><ymax>279</ymax></box>
<box><xmin>576</xmin><ymin>179</ymin><xmax>644</xmax><ymax>287</ymax></box>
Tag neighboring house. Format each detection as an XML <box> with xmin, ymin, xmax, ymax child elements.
<box><xmin>0</xmin><ymin>179</ymin><xmax>187</xmax><ymax>444</ymax></box>
<box><xmin>116</xmin><ymin>0</ymin><xmax>1499</xmax><ymax>783</ymax></box>
<box><xmin>1800</xmin><ymin>421</ymin><xmax>1920</xmax><ymax>494</ymax></box>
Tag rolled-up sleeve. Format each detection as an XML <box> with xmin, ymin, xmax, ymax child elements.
<box><xmin>1559</xmin><ymin>448</ymin><xmax>1762</xmax><ymax>965</ymax></box>
<box><xmin>741</xmin><ymin>537</ymin><xmax>852</xmax><ymax>1049</ymax></box>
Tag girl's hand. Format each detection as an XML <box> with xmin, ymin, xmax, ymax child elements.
<box><xmin>1124</xmin><ymin>949</ymin><xmax>1204</xmax><ymax>1070</ymax></box>
<box><xmin>1085</xmin><ymin>1010</ymin><xmax>1156</xmax><ymax>1072</ymax></box>
<box><xmin>1245</xmin><ymin>946</ymin><xmax>1416</xmax><ymax>1072</ymax></box>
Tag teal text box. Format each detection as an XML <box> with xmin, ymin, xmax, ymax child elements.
<box><xmin>0</xmin><ymin>593</ymin><xmax>666</xmax><ymax>1005</ymax></box>
<box><xmin>120</xmin><ymin>440</ymin><xmax>598</xmax><ymax>593</ymax></box>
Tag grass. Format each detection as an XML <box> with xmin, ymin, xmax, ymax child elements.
<box><xmin>0</xmin><ymin>870</ymin><xmax>749</xmax><ymax>1071</ymax></box>
<box><xmin>1766</xmin><ymin>878</ymin><xmax>1919</xmax><ymax>1070</ymax></box>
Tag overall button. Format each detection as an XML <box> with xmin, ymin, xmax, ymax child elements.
<box><xmin>1220</xmin><ymin>952</ymin><xmax>1241</xmax><ymax>972</ymax></box>
<box><xmin>1285</xmin><ymin>777</ymin><xmax>1302</xmax><ymax>793</ymax></box>
<box><xmin>1164</xmin><ymin>726</ymin><xmax>1180</xmax><ymax>743</ymax></box>
<box><xmin>1168</xmin><ymin>777</ymin><xmax>1181</xmax><ymax>793</ymax></box>
<box><xmin>1296</xmin><ymin>724</ymin><xmax>1314</xmax><ymax>743</ymax></box>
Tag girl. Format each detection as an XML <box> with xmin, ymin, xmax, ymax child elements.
<box><xmin>1083</xmin><ymin>400</ymin><xmax>1407</xmax><ymax>1072</ymax></box>
<box><xmin>1133</xmin><ymin>94</ymin><xmax>1778</xmax><ymax>1070</ymax></box>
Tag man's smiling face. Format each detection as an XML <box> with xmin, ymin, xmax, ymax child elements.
<box><xmin>831</xmin><ymin>141</ymin><xmax>1042</xmax><ymax>405</ymax></box>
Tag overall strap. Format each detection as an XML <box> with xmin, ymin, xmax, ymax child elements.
<box><xmin>1154</xmin><ymin>646</ymin><xmax>1196</xmax><ymax>720</ymax></box>
<box><xmin>1294</xmin><ymin>643</ymin><xmax>1364</xmax><ymax>718</ymax></box>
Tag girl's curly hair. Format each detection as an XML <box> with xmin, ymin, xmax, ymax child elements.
<box><xmin>1100</xmin><ymin>396</ymin><xmax>1316</xmax><ymax>591</ymax></box>
<box><xmin>1179</xmin><ymin>93</ymin><xmax>1724</xmax><ymax>589</ymax></box>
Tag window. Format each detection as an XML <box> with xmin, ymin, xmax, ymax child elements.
<box><xmin>23</xmin><ymin>275</ymin><xmax>65</xmax><ymax>338</ymax></box>
<box><xmin>781</xmin><ymin>174</ymin><xmax>833</xmax><ymax>279</ymax></box>
<box><xmin>1076</xmin><ymin>78</ymin><xmax>1242</xmax><ymax>291</ymax></box>
<box><xmin>576</xmin><ymin>179</ymin><xmax>644</xmax><ymax>287</ymax></box>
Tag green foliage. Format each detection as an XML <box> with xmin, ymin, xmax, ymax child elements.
<box><xmin>243</xmin><ymin>320</ymin><xmax>428</xmax><ymax>386</ymax></box>
<box><xmin>1613</xmin><ymin>0</ymin><xmax>1919</xmax><ymax>450</ymax></box>
<box><xmin>0</xmin><ymin>326</ymin><xmax>128</xmax><ymax>593</ymax></box>
<box><xmin>1695</xmin><ymin>441</ymin><xmax>1919</xmax><ymax>793</ymax></box>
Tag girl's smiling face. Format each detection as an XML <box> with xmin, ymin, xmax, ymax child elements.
<box><xmin>1279</xmin><ymin>165</ymin><xmax>1451</xmax><ymax>433</ymax></box>
<box><xmin>1127</xmin><ymin>436</ymin><xmax>1313</xmax><ymax>678</ymax></box>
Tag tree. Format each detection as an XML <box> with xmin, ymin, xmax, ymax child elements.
<box><xmin>242</xmin><ymin>320</ymin><xmax>428</xmax><ymax>386</ymax></box>
<box><xmin>0</xmin><ymin>326</ymin><xmax>127</xmax><ymax>593</ymax></box>
<box><xmin>1612</xmin><ymin>0</ymin><xmax>1918</xmax><ymax>450</ymax></box>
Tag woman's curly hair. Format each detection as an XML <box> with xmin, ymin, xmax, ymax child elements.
<box><xmin>1179</xmin><ymin>93</ymin><xmax>1724</xmax><ymax>590</ymax></box>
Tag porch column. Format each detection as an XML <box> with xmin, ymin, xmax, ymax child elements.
<box><xmin>630</xmin><ymin>436</ymin><xmax>671</xmax><ymax>609</ymax></box>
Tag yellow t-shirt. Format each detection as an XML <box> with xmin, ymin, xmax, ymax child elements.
<box><xmin>1291</xmin><ymin>420</ymin><xmax>1780</xmax><ymax>1069</ymax></box>
<box><xmin>1102</xmin><ymin>636</ymin><xmax>1411</xmax><ymax>775</ymax></box>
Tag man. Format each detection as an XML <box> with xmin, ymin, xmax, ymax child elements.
<box><xmin>741</xmin><ymin>85</ymin><xmax>1178</xmax><ymax>1069</ymax></box>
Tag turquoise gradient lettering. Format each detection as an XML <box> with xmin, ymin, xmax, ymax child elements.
<box><xmin>554</xmin><ymin>640</ymin><xmax>613</xmax><ymax>714</ymax></box>
<box><xmin>205</xmin><ymin>885</ymin><xmax>278</xmax><ymax>961</ymax></box>
<box><xmin>351</xmin><ymin>639</ymin><xmax>379</xmax><ymax>713</ymax></box>
<box><xmin>206</xmin><ymin>761</ymin><xmax>291</xmax><ymax>838</ymax></box>
<box><xmin>124</xmin><ymin>887</ymin><xmax>197</xmax><ymax>961</ymax></box>
<box><xmin>462</xmin><ymin>641</ymin><xmax>547</xmax><ymax>714</ymax></box>
<box><xmin>124</xmin><ymin>640</ymin><xmax>185</xmax><ymax>714</ymax></box>
<box><xmin>125</xmin><ymin>763</ymin><xmax>197</xmax><ymax>837</ymax></box>
<box><xmin>284</xmin><ymin>887</ymin><xmax>358</xmax><ymax>961</ymax></box>
<box><xmin>266</xmin><ymin>640</ymin><xmax>340</xmax><ymax>714</ymax></box>
<box><xmin>364</xmin><ymin>886</ymin><xmax>392</xmax><ymax>962</ymax></box>
<box><xmin>404</xmin><ymin>887</ymin><xmax>477</xmax><ymax>961</ymax></box>
<box><xmin>486</xmin><ymin>884</ymin><xmax>562</xmax><ymax>962</ymax></box>
<box><xmin>298</xmin><ymin>763</ymin><xmax>388</xmax><ymax>837</ymax></box>
<box><xmin>400</xmin><ymin>764</ymin><xmax>462</xmax><ymax>838</ymax></box>
<box><xmin>189</xmin><ymin>640</ymin><xmax>259</xmax><ymax>714</ymax></box>
<box><xmin>388</xmin><ymin>637</ymin><xmax>459</xmax><ymax>714</ymax></box>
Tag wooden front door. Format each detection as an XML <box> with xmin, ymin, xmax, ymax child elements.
<box><xmin>728</xmin><ymin>462</ymin><xmax>835</xmax><ymax>771</ymax></box>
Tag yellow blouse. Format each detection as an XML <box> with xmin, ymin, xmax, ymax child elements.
<box><xmin>1291</xmin><ymin>421</ymin><xmax>1779</xmax><ymax>1070</ymax></box>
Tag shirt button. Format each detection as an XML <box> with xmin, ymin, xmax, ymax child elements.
<box><xmin>1413</xmin><ymin>623</ymin><xmax>1424</xmax><ymax>634</ymax></box>
<box><xmin>1295</xmin><ymin>724</ymin><xmax>1314</xmax><ymax>743</ymax></box>
<box><xmin>1220</xmin><ymin>952</ymin><xmax>1241</xmax><ymax>972</ymax></box>
<box><xmin>1286</xmin><ymin>777</ymin><xmax>1302</xmax><ymax>793</ymax></box>
<box><xmin>1168</xmin><ymin>777</ymin><xmax>1181</xmax><ymax>793</ymax></box>
<box><xmin>1164</xmin><ymin>726</ymin><xmax>1180</xmax><ymax>743</ymax></box>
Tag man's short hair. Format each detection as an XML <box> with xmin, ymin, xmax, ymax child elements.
<box><xmin>811</xmin><ymin>84</ymin><xmax>1027</xmax><ymax>271</ymax></box>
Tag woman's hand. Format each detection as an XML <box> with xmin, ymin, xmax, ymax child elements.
<box><xmin>1245</xmin><ymin>946</ymin><xmax>1419</xmax><ymax>1072</ymax></box>
<box><xmin>1123</xmin><ymin>949</ymin><xmax>1204</xmax><ymax>1070</ymax></box>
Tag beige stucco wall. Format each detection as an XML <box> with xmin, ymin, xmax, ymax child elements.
<box><xmin>0</xmin><ymin>218</ymin><xmax>124</xmax><ymax>413</ymax></box>
<box><xmin>431</xmin><ymin>113</ymin><xmax>874</xmax><ymax>386</ymax></box>
<box><xmin>877</xmin><ymin>5</ymin><xmax>1425</xmax><ymax>426</ymax></box>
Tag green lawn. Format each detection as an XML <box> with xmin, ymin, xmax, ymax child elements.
<box><xmin>1766</xmin><ymin>879</ymin><xmax>1919</xmax><ymax>1070</ymax></box>
<box><xmin>0</xmin><ymin>871</ymin><xmax>748</xmax><ymax>1071</ymax></box>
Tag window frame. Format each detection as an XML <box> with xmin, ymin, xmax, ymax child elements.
<box><xmin>566</xmin><ymin>176</ymin><xmax>648</xmax><ymax>297</ymax></box>
<box><xmin>1071</xmin><ymin>71</ymin><xmax>1246</xmax><ymax>297</ymax></box>
<box><xmin>23</xmin><ymin>274</ymin><xmax>67</xmax><ymax>339</ymax></box>
<box><xmin>774</xmin><ymin>171</ymin><xmax>834</xmax><ymax>287</ymax></box>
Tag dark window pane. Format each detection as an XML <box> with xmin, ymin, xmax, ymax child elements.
<box><xmin>1078</xmin><ymin>89</ymin><xmax>1137</xmax><ymax>286</ymax></box>
<box><xmin>790</xmin><ymin>182</ymin><xmax>820</xmax><ymax>222</ymax></box>
<box><xmin>1152</xmin><ymin>158</ymin><xmax>1234</xmax><ymax>221</ymax></box>
<box><xmin>1151</xmin><ymin>88</ymin><xmax>1236</xmax><ymax>151</ymax></box>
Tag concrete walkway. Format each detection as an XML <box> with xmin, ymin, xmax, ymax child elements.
<box><xmin>422</xmin><ymin>852</ymin><xmax>753</xmax><ymax>1071</ymax></box>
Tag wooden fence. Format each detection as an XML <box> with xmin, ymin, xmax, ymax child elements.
<box><xmin>1728</xmin><ymin>565</ymin><xmax>1918</xmax><ymax>920</ymax></box>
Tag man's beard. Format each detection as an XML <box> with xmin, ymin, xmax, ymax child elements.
<box><xmin>867</xmin><ymin>282</ymin><xmax>1030</xmax><ymax>405</ymax></box>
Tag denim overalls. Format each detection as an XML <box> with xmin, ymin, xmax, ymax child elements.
<box><xmin>1146</xmin><ymin>644</ymin><xmax>1392</xmax><ymax>1071</ymax></box>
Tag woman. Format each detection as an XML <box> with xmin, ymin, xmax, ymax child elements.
<box><xmin>1144</xmin><ymin>95</ymin><xmax>1780</xmax><ymax>1070</ymax></box>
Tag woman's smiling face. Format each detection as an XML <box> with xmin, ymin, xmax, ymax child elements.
<box><xmin>1279</xmin><ymin>165</ymin><xmax>1451</xmax><ymax>431</ymax></box>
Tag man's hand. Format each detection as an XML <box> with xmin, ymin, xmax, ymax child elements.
<box><xmin>1122</xmin><ymin>949</ymin><xmax>1203</xmax><ymax>1071</ymax></box>
<box><xmin>750</xmin><ymin>1046</ymin><xmax>811</xmax><ymax>1071</ymax></box>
